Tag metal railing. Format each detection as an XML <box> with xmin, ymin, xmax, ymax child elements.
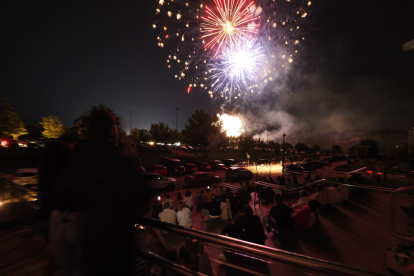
<box><xmin>134</xmin><ymin>246</ymin><xmax>206</xmax><ymax>276</ymax></box>
<box><xmin>137</xmin><ymin>217</ymin><xmax>384</xmax><ymax>276</ymax></box>
<box><xmin>253</xmin><ymin>179</ymin><xmax>326</xmax><ymax>208</ymax></box>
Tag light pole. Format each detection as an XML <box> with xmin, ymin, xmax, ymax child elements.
<box><xmin>282</xmin><ymin>133</ymin><xmax>286</xmax><ymax>174</ymax></box>
<box><xmin>176</xmin><ymin>108</ymin><xmax>180</xmax><ymax>156</ymax></box>
<box><xmin>130</xmin><ymin>111</ymin><xmax>132</xmax><ymax>134</ymax></box>
<box><xmin>267</xmin><ymin>126</ymin><xmax>269</xmax><ymax>145</ymax></box>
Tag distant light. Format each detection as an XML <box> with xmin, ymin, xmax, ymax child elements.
<box><xmin>187</xmin><ymin>87</ymin><xmax>191</xmax><ymax>94</ymax></box>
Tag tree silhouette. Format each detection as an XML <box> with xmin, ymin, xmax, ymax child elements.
<box><xmin>0</xmin><ymin>98</ymin><xmax>28</xmax><ymax>140</ymax></box>
<box><xmin>181</xmin><ymin>110</ymin><xmax>220</xmax><ymax>147</ymax></box>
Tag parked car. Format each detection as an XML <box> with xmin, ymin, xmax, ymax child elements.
<box><xmin>197</xmin><ymin>162</ymin><xmax>211</xmax><ymax>172</ymax></box>
<box><xmin>159</xmin><ymin>157</ymin><xmax>185</xmax><ymax>175</ymax></box>
<box><xmin>284</xmin><ymin>164</ymin><xmax>304</xmax><ymax>173</ymax></box>
<box><xmin>12</xmin><ymin>168</ymin><xmax>39</xmax><ymax>186</ymax></box>
<box><xmin>222</xmin><ymin>159</ymin><xmax>237</xmax><ymax>168</ymax></box>
<box><xmin>225</xmin><ymin>167</ymin><xmax>253</xmax><ymax>181</ymax></box>
<box><xmin>184</xmin><ymin>163</ymin><xmax>198</xmax><ymax>173</ymax></box>
<box><xmin>184</xmin><ymin>172</ymin><xmax>221</xmax><ymax>186</ymax></box>
<box><xmin>0</xmin><ymin>139</ymin><xmax>19</xmax><ymax>148</ymax></box>
<box><xmin>141</xmin><ymin>172</ymin><xmax>176</xmax><ymax>190</ymax></box>
<box><xmin>148</xmin><ymin>164</ymin><xmax>168</xmax><ymax>175</ymax></box>
<box><xmin>213</xmin><ymin>160</ymin><xmax>227</xmax><ymax>171</ymax></box>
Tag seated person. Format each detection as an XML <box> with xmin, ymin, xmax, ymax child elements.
<box><xmin>220</xmin><ymin>196</ymin><xmax>232</xmax><ymax>220</ymax></box>
<box><xmin>221</xmin><ymin>208</ymin><xmax>248</xmax><ymax>241</ymax></box>
<box><xmin>262</xmin><ymin>194</ymin><xmax>294</xmax><ymax>233</ymax></box>
<box><xmin>311</xmin><ymin>184</ymin><xmax>327</xmax><ymax>206</ymax></box>
<box><xmin>162</xmin><ymin>194</ymin><xmax>173</xmax><ymax>209</ymax></box>
<box><xmin>297</xmin><ymin>190</ymin><xmax>311</xmax><ymax>207</ymax></box>
<box><xmin>244</xmin><ymin>206</ymin><xmax>266</xmax><ymax>245</ymax></box>
<box><xmin>327</xmin><ymin>184</ymin><xmax>343</xmax><ymax>204</ymax></box>
<box><xmin>158</xmin><ymin>202</ymin><xmax>177</xmax><ymax>224</ymax></box>
<box><xmin>197</xmin><ymin>190</ymin><xmax>207</xmax><ymax>210</ymax></box>
<box><xmin>184</xmin><ymin>190</ymin><xmax>194</xmax><ymax>211</ymax></box>
<box><xmin>228</xmin><ymin>192</ymin><xmax>240</xmax><ymax>218</ymax></box>
<box><xmin>176</xmin><ymin>202</ymin><xmax>192</xmax><ymax>228</ymax></box>
<box><xmin>292</xmin><ymin>205</ymin><xmax>315</xmax><ymax>231</ymax></box>
<box><xmin>200</xmin><ymin>194</ymin><xmax>221</xmax><ymax>221</ymax></box>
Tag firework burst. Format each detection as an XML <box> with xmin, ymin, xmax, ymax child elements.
<box><xmin>200</xmin><ymin>0</ymin><xmax>258</xmax><ymax>56</ymax></box>
<box><xmin>207</xmin><ymin>38</ymin><xmax>264</xmax><ymax>100</ymax></box>
<box><xmin>153</xmin><ymin>0</ymin><xmax>311</xmax><ymax>103</ymax></box>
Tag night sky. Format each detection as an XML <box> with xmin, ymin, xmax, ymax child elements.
<box><xmin>2</xmin><ymin>1</ymin><xmax>413</xmax><ymax>137</ymax></box>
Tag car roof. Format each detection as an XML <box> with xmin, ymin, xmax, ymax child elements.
<box><xmin>16</xmin><ymin>168</ymin><xmax>38</xmax><ymax>173</ymax></box>
<box><xmin>142</xmin><ymin>172</ymin><xmax>162</xmax><ymax>176</ymax></box>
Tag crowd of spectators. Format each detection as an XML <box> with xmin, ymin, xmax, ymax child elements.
<box><xmin>148</xmin><ymin>176</ymin><xmax>354</xmax><ymax>275</ymax></box>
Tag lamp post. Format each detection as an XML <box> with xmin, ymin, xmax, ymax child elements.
<box><xmin>282</xmin><ymin>133</ymin><xmax>286</xmax><ymax>174</ymax></box>
<box><xmin>267</xmin><ymin>126</ymin><xmax>269</xmax><ymax>145</ymax></box>
<box><xmin>176</xmin><ymin>108</ymin><xmax>180</xmax><ymax>156</ymax></box>
<box><xmin>130</xmin><ymin>111</ymin><xmax>132</xmax><ymax>134</ymax></box>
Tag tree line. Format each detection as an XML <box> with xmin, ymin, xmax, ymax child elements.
<box><xmin>0</xmin><ymin>98</ymin><xmax>379</xmax><ymax>156</ymax></box>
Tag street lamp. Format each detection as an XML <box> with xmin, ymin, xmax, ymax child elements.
<box><xmin>282</xmin><ymin>135</ymin><xmax>285</xmax><ymax>174</ymax></box>
<box><xmin>267</xmin><ymin>126</ymin><xmax>269</xmax><ymax>145</ymax></box>
<box><xmin>130</xmin><ymin>111</ymin><xmax>132</xmax><ymax>134</ymax></box>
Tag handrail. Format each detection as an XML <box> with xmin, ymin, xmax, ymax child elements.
<box><xmin>133</xmin><ymin>246</ymin><xmax>206</xmax><ymax>276</ymax></box>
<box><xmin>254</xmin><ymin>181</ymin><xmax>292</xmax><ymax>191</ymax></box>
<box><xmin>290</xmin><ymin>179</ymin><xmax>326</xmax><ymax>192</ymax></box>
<box><xmin>137</xmin><ymin>218</ymin><xmax>384</xmax><ymax>276</ymax></box>
<box><xmin>344</xmin><ymin>167</ymin><xmax>367</xmax><ymax>175</ymax></box>
<box><xmin>326</xmin><ymin>182</ymin><xmax>397</xmax><ymax>193</ymax></box>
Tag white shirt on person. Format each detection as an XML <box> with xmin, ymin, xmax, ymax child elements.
<box><xmin>158</xmin><ymin>208</ymin><xmax>177</xmax><ymax>224</ymax></box>
<box><xmin>177</xmin><ymin>207</ymin><xmax>192</xmax><ymax>227</ymax></box>
<box><xmin>311</xmin><ymin>191</ymin><xmax>327</xmax><ymax>205</ymax></box>
<box><xmin>327</xmin><ymin>187</ymin><xmax>342</xmax><ymax>204</ymax></box>
<box><xmin>184</xmin><ymin>196</ymin><xmax>193</xmax><ymax>209</ymax></box>
<box><xmin>220</xmin><ymin>201</ymin><xmax>231</xmax><ymax>220</ymax></box>
<box><xmin>297</xmin><ymin>196</ymin><xmax>311</xmax><ymax>207</ymax></box>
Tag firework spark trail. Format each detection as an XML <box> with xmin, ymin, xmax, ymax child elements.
<box><xmin>208</xmin><ymin>38</ymin><xmax>264</xmax><ymax>98</ymax></box>
<box><xmin>201</xmin><ymin>0</ymin><xmax>258</xmax><ymax>56</ymax></box>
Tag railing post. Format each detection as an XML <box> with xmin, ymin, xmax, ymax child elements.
<box><xmin>390</xmin><ymin>191</ymin><xmax>395</xmax><ymax>235</ymax></box>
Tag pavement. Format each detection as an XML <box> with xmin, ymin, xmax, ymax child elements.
<box><xmin>1</xmin><ymin>160</ymin><xmax>413</xmax><ymax>275</ymax></box>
